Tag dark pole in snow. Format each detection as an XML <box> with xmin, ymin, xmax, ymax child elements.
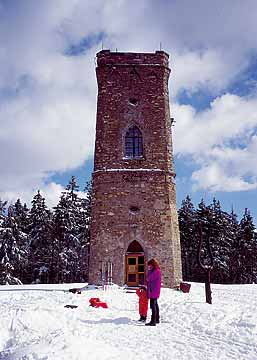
<box><xmin>197</xmin><ymin>225</ymin><xmax>214</xmax><ymax>304</ymax></box>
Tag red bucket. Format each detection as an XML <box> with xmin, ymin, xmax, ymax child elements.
<box><xmin>180</xmin><ymin>282</ymin><xmax>191</xmax><ymax>293</ymax></box>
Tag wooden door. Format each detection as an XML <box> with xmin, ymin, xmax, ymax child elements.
<box><xmin>126</xmin><ymin>254</ymin><xmax>145</xmax><ymax>286</ymax></box>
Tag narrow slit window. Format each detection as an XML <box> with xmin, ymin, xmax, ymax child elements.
<box><xmin>125</xmin><ymin>126</ymin><xmax>143</xmax><ymax>158</ymax></box>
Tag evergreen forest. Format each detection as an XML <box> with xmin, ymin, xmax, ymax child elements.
<box><xmin>0</xmin><ymin>178</ymin><xmax>256</xmax><ymax>285</ymax></box>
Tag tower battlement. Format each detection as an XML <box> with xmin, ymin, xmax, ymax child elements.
<box><xmin>96</xmin><ymin>50</ymin><xmax>169</xmax><ymax>67</ymax></box>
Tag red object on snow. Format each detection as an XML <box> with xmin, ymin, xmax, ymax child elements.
<box><xmin>180</xmin><ymin>282</ymin><xmax>191</xmax><ymax>293</ymax></box>
<box><xmin>136</xmin><ymin>288</ymin><xmax>149</xmax><ymax>317</ymax></box>
<box><xmin>89</xmin><ymin>297</ymin><xmax>100</xmax><ymax>305</ymax></box>
<box><xmin>89</xmin><ymin>297</ymin><xmax>108</xmax><ymax>308</ymax></box>
<box><xmin>94</xmin><ymin>301</ymin><xmax>108</xmax><ymax>308</ymax></box>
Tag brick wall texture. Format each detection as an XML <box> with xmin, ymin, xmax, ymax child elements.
<box><xmin>89</xmin><ymin>50</ymin><xmax>182</xmax><ymax>287</ymax></box>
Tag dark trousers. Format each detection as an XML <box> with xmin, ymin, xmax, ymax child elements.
<box><xmin>150</xmin><ymin>298</ymin><xmax>159</xmax><ymax>324</ymax></box>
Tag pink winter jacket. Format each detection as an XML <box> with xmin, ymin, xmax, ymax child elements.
<box><xmin>147</xmin><ymin>267</ymin><xmax>161</xmax><ymax>299</ymax></box>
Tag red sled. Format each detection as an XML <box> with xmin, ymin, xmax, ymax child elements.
<box><xmin>89</xmin><ymin>297</ymin><xmax>108</xmax><ymax>308</ymax></box>
<box><xmin>94</xmin><ymin>301</ymin><xmax>108</xmax><ymax>309</ymax></box>
<box><xmin>180</xmin><ymin>282</ymin><xmax>191</xmax><ymax>293</ymax></box>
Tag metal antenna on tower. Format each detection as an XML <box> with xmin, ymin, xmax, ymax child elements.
<box><xmin>160</xmin><ymin>42</ymin><xmax>162</xmax><ymax>51</ymax></box>
<box><xmin>101</xmin><ymin>41</ymin><xmax>104</xmax><ymax>50</ymax></box>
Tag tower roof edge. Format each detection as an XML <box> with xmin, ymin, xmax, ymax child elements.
<box><xmin>96</xmin><ymin>50</ymin><xmax>170</xmax><ymax>67</ymax></box>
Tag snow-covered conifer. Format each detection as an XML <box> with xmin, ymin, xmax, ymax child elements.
<box><xmin>178</xmin><ymin>196</ymin><xmax>197</xmax><ymax>281</ymax></box>
<box><xmin>28</xmin><ymin>191</ymin><xmax>53</xmax><ymax>283</ymax></box>
<box><xmin>0</xmin><ymin>205</ymin><xmax>27</xmax><ymax>284</ymax></box>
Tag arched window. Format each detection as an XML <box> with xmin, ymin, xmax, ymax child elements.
<box><xmin>127</xmin><ymin>240</ymin><xmax>143</xmax><ymax>253</ymax></box>
<box><xmin>125</xmin><ymin>126</ymin><xmax>143</xmax><ymax>158</ymax></box>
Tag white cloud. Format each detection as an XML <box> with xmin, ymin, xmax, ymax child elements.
<box><xmin>0</xmin><ymin>181</ymin><xmax>63</xmax><ymax>209</ymax></box>
<box><xmin>0</xmin><ymin>2</ymin><xmax>99</xmax><ymax>200</ymax></box>
<box><xmin>40</xmin><ymin>182</ymin><xmax>87</xmax><ymax>208</ymax></box>
<box><xmin>1</xmin><ymin>0</ymin><xmax>257</xmax><ymax>200</ymax></box>
<box><xmin>171</xmin><ymin>50</ymin><xmax>239</xmax><ymax>97</ymax></box>
<box><xmin>0</xmin><ymin>181</ymin><xmax>88</xmax><ymax>209</ymax></box>
<box><xmin>173</xmin><ymin>94</ymin><xmax>257</xmax><ymax>156</ymax></box>
<box><xmin>173</xmin><ymin>95</ymin><xmax>257</xmax><ymax>191</ymax></box>
<box><xmin>192</xmin><ymin>164</ymin><xmax>257</xmax><ymax>192</ymax></box>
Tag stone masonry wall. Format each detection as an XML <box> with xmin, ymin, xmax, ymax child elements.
<box><xmin>89</xmin><ymin>50</ymin><xmax>182</xmax><ymax>287</ymax></box>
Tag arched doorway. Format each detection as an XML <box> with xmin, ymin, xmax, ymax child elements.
<box><xmin>126</xmin><ymin>241</ymin><xmax>145</xmax><ymax>286</ymax></box>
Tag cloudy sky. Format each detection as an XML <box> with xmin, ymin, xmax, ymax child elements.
<box><xmin>1</xmin><ymin>0</ymin><xmax>257</xmax><ymax>223</ymax></box>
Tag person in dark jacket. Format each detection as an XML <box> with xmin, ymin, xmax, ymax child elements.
<box><xmin>145</xmin><ymin>258</ymin><xmax>161</xmax><ymax>326</ymax></box>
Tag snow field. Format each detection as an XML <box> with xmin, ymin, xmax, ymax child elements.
<box><xmin>0</xmin><ymin>283</ymin><xmax>257</xmax><ymax>360</ymax></box>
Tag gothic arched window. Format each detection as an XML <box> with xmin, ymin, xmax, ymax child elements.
<box><xmin>125</xmin><ymin>126</ymin><xmax>143</xmax><ymax>158</ymax></box>
<box><xmin>127</xmin><ymin>240</ymin><xmax>143</xmax><ymax>253</ymax></box>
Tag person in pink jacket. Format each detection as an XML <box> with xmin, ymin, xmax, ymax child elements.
<box><xmin>145</xmin><ymin>258</ymin><xmax>162</xmax><ymax>326</ymax></box>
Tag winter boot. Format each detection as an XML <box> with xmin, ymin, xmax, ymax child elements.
<box><xmin>145</xmin><ymin>314</ymin><xmax>156</xmax><ymax>326</ymax></box>
<box><xmin>138</xmin><ymin>315</ymin><xmax>145</xmax><ymax>322</ymax></box>
<box><xmin>145</xmin><ymin>321</ymin><xmax>156</xmax><ymax>326</ymax></box>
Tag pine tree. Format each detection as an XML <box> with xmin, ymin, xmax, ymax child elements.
<box><xmin>50</xmin><ymin>176</ymin><xmax>84</xmax><ymax>283</ymax></box>
<box><xmin>64</xmin><ymin>176</ymin><xmax>83</xmax><ymax>240</ymax></box>
<box><xmin>13</xmin><ymin>199</ymin><xmax>30</xmax><ymax>234</ymax></box>
<box><xmin>0</xmin><ymin>198</ymin><xmax>7</xmax><ymax>226</ymax></box>
<box><xmin>78</xmin><ymin>180</ymin><xmax>92</xmax><ymax>281</ymax></box>
<box><xmin>66</xmin><ymin>175</ymin><xmax>79</xmax><ymax>204</ymax></box>
<box><xmin>207</xmin><ymin>199</ymin><xmax>232</xmax><ymax>283</ymax></box>
<box><xmin>28</xmin><ymin>191</ymin><xmax>53</xmax><ymax>283</ymax></box>
<box><xmin>0</xmin><ymin>205</ymin><xmax>27</xmax><ymax>284</ymax></box>
<box><xmin>52</xmin><ymin>192</ymin><xmax>80</xmax><ymax>283</ymax></box>
<box><xmin>178</xmin><ymin>197</ymin><xmax>257</xmax><ymax>285</ymax></box>
<box><xmin>178</xmin><ymin>196</ymin><xmax>197</xmax><ymax>281</ymax></box>
<box><xmin>227</xmin><ymin>208</ymin><xmax>240</xmax><ymax>283</ymax></box>
<box><xmin>51</xmin><ymin>176</ymin><xmax>93</xmax><ymax>283</ymax></box>
<box><xmin>194</xmin><ymin>199</ymin><xmax>214</xmax><ymax>282</ymax></box>
<box><xmin>235</xmin><ymin>209</ymin><xmax>257</xmax><ymax>283</ymax></box>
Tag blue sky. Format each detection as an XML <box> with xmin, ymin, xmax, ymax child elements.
<box><xmin>0</xmin><ymin>0</ymin><xmax>257</xmax><ymax>224</ymax></box>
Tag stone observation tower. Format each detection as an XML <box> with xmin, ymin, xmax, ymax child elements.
<box><xmin>89</xmin><ymin>50</ymin><xmax>182</xmax><ymax>287</ymax></box>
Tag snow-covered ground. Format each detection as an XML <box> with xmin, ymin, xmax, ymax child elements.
<box><xmin>0</xmin><ymin>283</ymin><xmax>257</xmax><ymax>360</ymax></box>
